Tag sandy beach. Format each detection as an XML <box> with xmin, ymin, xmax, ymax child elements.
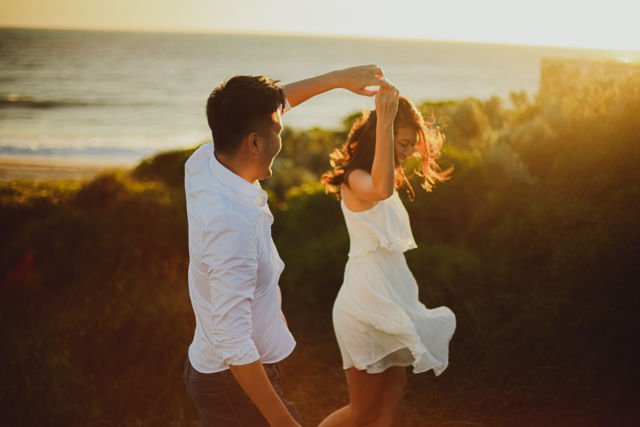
<box><xmin>0</xmin><ymin>156</ymin><xmax>129</xmax><ymax>181</ymax></box>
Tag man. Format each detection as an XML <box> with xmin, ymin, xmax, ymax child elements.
<box><xmin>183</xmin><ymin>65</ymin><xmax>388</xmax><ymax>426</ymax></box>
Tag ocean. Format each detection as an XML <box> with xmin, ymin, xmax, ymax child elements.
<box><xmin>0</xmin><ymin>28</ymin><xmax>633</xmax><ymax>165</ymax></box>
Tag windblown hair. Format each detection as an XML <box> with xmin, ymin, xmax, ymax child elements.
<box><xmin>206</xmin><ymin>75</ymin><xmax>286</xmax><ymax>155</ymax></box>
<box><xmin>321</xmin><ymin>96</ymin><xmax>451</xmax><ymax>200</ymax></box>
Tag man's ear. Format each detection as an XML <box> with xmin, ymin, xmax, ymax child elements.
<box><xmin>245</xmin><ymin>132</ymin><xmax>261</xmax><ymax>155</ymax></box>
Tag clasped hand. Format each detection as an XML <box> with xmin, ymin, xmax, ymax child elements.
<box><xmin>375</xmin><ymin>82</ymin><xmax>400</xmax><ymax>123</ymax></box>
<box><xmin>336</xmin><ymin>64</ymin><xmax>390</xmax><ymax>96</ymax></box>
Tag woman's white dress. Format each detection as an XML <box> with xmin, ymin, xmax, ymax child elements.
<box><xmin>333</xmin><ymin>191</ymin><xmax>456</xmax><ymax>375</ymax></box>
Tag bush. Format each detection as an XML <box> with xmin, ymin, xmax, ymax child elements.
<box><xmin>1</xmin><ymin>58</ymin><xmax>638</xmax><ymax>425</ymax></box>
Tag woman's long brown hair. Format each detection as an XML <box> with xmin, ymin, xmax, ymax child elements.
<box><xmin>321</xmin><ymin>96</ymin><xmax>451</xmax><ymax>200</ymax></box>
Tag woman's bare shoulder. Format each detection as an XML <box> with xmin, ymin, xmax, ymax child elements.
<box><xmin>341</xmin><ymin>180</ymin><xmax>377</xmax><ymax>212</ymax></box>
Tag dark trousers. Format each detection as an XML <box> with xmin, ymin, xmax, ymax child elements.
<box><xmin>183</xmin><ymin>357</ymin><xmax>301</xmax><ymax>426</ymax></box>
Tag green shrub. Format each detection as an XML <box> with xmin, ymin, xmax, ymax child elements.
<box><xmin>1</xmin><ymin>58</ymin><xmax>638</xmax><ymax>425</ymax></box>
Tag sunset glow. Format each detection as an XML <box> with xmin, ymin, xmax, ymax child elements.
<box><xmin>1</xmin><ymin>0</ymin><xmax>638</xmax><ymax>51</ymax></box>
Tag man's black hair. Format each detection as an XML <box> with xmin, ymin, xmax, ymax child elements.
<box><xmin>206</xmin><ymin>75</ymin><xmax>286</xmax><ymax>155</ymax></box>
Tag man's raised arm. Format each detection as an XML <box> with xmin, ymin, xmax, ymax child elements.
<box><xmin>281</xmin><ymin>64</ymin><xmax>388</xmax><ymax>109</ymax></box>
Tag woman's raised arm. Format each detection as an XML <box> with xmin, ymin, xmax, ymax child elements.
<box><xmin>347</xmin><ymin>84</ymin><xmax>400</xmax><ymax>202</ymax></box>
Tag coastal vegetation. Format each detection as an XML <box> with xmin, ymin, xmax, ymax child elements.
<box><xmin>1</xmin><ymin>59</ymin><xmax>638</xmax><ymax>426</ymax></box>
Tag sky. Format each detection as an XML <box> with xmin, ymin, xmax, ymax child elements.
<box><xmin>1</xmin><ymin>0</ymin><xmax>638</xmax><ymax>51</ymax></box>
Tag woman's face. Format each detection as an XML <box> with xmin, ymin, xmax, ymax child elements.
<box><xmin>395</xmin><ymin>126</ymin><xmax>418</xmax><ymax>164</ymax></box>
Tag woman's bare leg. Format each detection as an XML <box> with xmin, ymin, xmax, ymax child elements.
<box><xmin>365</xmin><ymin>367</ymin><xmax>407</xmax><ymax>427</ymax></box>
<box><xmin>318</xmin><ymin>368</ymin><xmax>385</xmax><ymax>427</ymax></box>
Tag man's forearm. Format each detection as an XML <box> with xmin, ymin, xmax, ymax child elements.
<box><xmin>281</xmin><ymin>64</ymin><xmax>387</xmax><ymax>109</ymax></box>
<box><xmin>229</xmin><ymin>361</ymin><xmax>299</xmax><ymax>427</ymax></box>
<box><xmin>281</xmin><ymin>71</ymin><xmax>340</xmax><ymax>109</ymax></box>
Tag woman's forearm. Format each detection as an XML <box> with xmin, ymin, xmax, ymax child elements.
<box><xmin>370</xmin><ymin>120</ymin><xmax>395</xmax><ymax>199</ymax></box>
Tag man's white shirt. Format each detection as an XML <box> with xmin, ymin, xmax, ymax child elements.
<box><xmin>185</xmin><ymin>142</ymin><xmax>295</xmax><ymax>373</ymax></box>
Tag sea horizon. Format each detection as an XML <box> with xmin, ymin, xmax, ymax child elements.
<box><xmin>1</xmin><ymin>27</ymin><xmax>633</xmax><ymax>166</ymax></box>
<box><xmin>4</xmin><ymin>24</ymin><xmax>640</xmax><ymax>53</ymax></box>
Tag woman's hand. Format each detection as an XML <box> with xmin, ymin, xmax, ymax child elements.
<box><xmin>375</xmin><ymin>82</ymin><xmax>400</xmax><ymax>125</ymax></box>
<box><xmin>334</xmin><ymin>64</ymin><xmax>388</xmax><ymax>96</ymax></box>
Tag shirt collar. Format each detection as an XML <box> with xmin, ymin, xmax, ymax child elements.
<box><xmin>209</xmin><ymin>149</ymin><xmax>268</xmax><ymax>207</ymax></box>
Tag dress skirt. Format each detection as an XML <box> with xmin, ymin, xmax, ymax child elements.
<box><xmin>332</xmin><ymin>247</ymin><xmax>456</xmax><ymax>375</ymax></box>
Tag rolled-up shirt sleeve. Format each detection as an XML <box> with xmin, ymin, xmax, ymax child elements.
<box><xmin>202</xmin><ymin>213</ymin><xmax>260</xmax><ymax>366</ymax></box>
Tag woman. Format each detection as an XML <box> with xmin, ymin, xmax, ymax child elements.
<box><xmin>319</xmin><ymin>83</ymin><xmax>456</xmax><ymax>427</ymax></box>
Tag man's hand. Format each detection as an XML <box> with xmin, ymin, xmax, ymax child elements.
<box><xmin>334</xmin><ymin>64</ymin><xmax>389</xmax><ymax>96</ymax></box>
